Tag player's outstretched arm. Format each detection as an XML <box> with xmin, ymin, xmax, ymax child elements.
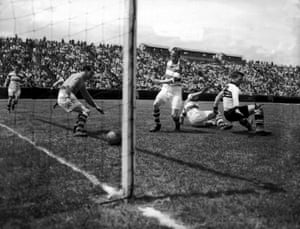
<box><xmin>187</xmin><ymin>86</ymin><xmax>211</xmax><ymax>102</ymax></box>
<box><xmin>151</xmin><ymin>76</ymin><xmax>174</xmax><ymax>85</ymax></box>
<box><xmin>52</xmin><ymin>78</ymin><xmax>64</xmax><ymax>89</ymax></box>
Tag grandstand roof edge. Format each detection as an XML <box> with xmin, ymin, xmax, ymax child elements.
<box><xmin>139</xmin><ymin>43</ymin><xmax>170</xmax><ymax>50</ymax></box>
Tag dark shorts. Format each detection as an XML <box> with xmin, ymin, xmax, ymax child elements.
<box><xmin>224</xmin><ymin>106</ymin><xmax>249</xmax><ymax>122</ymax></box>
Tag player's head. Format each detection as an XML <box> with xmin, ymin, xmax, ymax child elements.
<box><xmin>169</xmin><ymin>47</ymin><xmax>180</xmax><ymax>61</ymax></box>
<box><xmin>230</xmin><ymin>71</ymin><xmax>244</xmax><ymax>85</ymax></box>
<box><xmin>13</xmin><ymin>62</ymin><xmax>21</xmax><ymax>72</ymax></box>
<box><xmin>82</xmin><ymin>65</ymin><xmax>94</xmax><ymax>78</ymax></box>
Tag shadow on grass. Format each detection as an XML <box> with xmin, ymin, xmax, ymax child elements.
<box><xmin>231</xmin><ymin>130</ymin><xmax>273</xmax><ymax>137</ymax></box>
<box><xmin>136</xmin><ymin>147</ymin><xmax>285</xmax><ymax>193</ymax></box>
<box><xmin>160</xmin><ymin>129</ymin><xmax>213</xmax><ymax>134</ymax></box>
<box><xmin>35</xmin><ymin>117</ymin><xmax>109</xmax><ymax>141</ymax></box>
<box><xmin>132</xmin><ymin>188</ymin><xmax>260</xmax><ymax>204</ymax></box>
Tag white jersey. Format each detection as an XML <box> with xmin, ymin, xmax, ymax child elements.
<box><xmin>223</xmin><ymin>83</ymin><xmax>240</xmax><ymax>111</ymax></box>
<box><xmin>61</xmin><ymin>72</ymin><xmax>85</xmax><ymax>93</ymax></box>
<box><xmin>7</xmin><ymin>71</ymin><xmax>24</xmax><ymax>90</ymax></box>
<box><xmin>165</xmin><ymin>60</ymin><xmax>182</xmax><ymax>86</ymax></box>
<box><xmin>183</xmin><ymin>101</ymin><xmax>214</xmax><ymax>126</ymax></box>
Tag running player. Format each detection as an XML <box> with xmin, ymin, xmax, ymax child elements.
<box><xmin>57</xmin><ymin>65</ymin><xmax>104</xmax><ymax>137</ymax></box>
<box><xmin>3</xmin><ymin>63</ymin><xmax>24</xmax><ymax>112</ymax></box>
<box><xmin>150</xmin><ymin>47</ymin><xmax>183</xmax><ymax>132</ymax></box>
<box><xmin>180</xmin><ymin>87</ymin><xmax>232</xmax><ymax>129</ymax></box>
<box><xmin>213</xmin><ymin>71</ymin><xmax>270</xmax><ymax>135</ymax></box>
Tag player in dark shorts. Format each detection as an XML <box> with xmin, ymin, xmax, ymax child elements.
<box><xmin>213</xmin><ymin>71</ymin><xmax>271</xmax><ymax>135</ymax></box>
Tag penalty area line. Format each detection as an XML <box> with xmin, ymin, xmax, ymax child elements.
<box><xmin>0</xmin><ymin>123</ymin><xmax>121</xmax><ymax>199</ymax></box>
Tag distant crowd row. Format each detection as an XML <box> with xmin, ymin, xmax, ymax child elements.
<box><xmin>0</xmin><ymin>36</ymin><xmax>299</xmax><ymax>96</ymax></box>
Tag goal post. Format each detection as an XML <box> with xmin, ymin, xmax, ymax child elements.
<box><xmin>122</xmin><ymin>0</ymin><xmax>137</xmax><ymax>198</ymax></box>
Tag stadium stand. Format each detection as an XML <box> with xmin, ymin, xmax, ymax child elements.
<box><xmin>0</xmin><ymin>36</ymin><xmax>299</xmax><ymax>96</ymax></box>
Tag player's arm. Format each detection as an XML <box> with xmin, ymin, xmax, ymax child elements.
<box><xmin>52</xmin><ymin>78</ymin><xmax>64</xmax><ymax>88</ymax></box>
<box><xmin>232</xmin><ymin>88</ymin><xmax>243</xmax><ymax>116</ymax></box>
<box><xmin>80</xmin><ymin>86</ymin><xmax>104</xmax><ymax>114</ymax></box>
<box><xmin>152</xmin><ymin>76</ymin><xmax>174</xmax><ymax>84</ymax></box>
<box><xmin>213</xmin><ymin>89</ymin><xmax>224</xmax><ymax>113</ymax></box>
<box><xmin>186</xmin><ymin>86</ymin><xmax>210</xmax><ymax>102</ymax></box>
<box><xmin>3</xmin><ymin>75</ymin><xmax>10</xmax><ymax>87</ymax></box>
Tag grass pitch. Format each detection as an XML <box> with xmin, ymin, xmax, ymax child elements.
<box><xmin>0</xmin><ymin>99</ymin><xmax>299</xmax><ymax>228</ymax></box>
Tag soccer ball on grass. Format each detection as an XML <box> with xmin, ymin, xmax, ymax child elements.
<box><xmin>106</xmin><ymin>130</ymin><xmax>121</xmax><ymax>146</ymax></box>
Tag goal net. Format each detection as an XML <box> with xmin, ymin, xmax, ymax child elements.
<box><xmin>0</xmin><ymin>0</ymin><xmax>136</xmax><ymax>209</ymax></box>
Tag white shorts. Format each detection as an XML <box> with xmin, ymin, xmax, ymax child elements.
<box><xmin>57</xmin><ymin>89</ymin><xmax>87</xmax><ymax>113</ymax></box>
<box><xmin>154</xmin><ymin>84</ymin><xmax>182</xmax><ymax>110</ymax></box>
<box><xmin>8</xmin><ymin>86</ymin><xmax>21</xmax><ymax>98</ymax></box>
<box><xmin>186</xmin><ymin>109</ymin><xmax>215</xmax><ymax>127</ymax></box>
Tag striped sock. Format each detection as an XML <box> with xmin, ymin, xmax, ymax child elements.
<box><xmin>255</xmin><ymin>108</ymin><xmax>264</xmax><ymax>132</ymax></box>
<box><xmin>75</xmin><ymin>113</ymin><xmax>88</xmax><ymax>132</ymax></box>
<box><xmin>216</xmin><ymin>112</ymin><xmax>225</xmax><ymax>127</ymax></box>
<box><xmin>153</xmin><ymin>108</ymin><xmax>160</xmax><ymax>125</ymax></box>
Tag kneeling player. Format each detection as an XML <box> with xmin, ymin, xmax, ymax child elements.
<box><xmin>57</xmin><ymin>65</ymin><xmax>104</xmax><ymax>137</ymax></box>
<box><xmin>180</xmin><ymin>88</ymin><xmax>232</xmax><ymax>129</ymax></box>
<box><xmin>213</xmin><ymin>71</ymin><xmax>270</xmax><ymax>135</ymax></box>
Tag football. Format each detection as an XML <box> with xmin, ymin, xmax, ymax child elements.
<box><xmin>106</xmin><ymin>130</ymin><xmax>121</xmax><ymax>145</ymax></box>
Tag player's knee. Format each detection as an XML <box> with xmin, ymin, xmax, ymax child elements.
<box><xmin>82</xmin><ymin>108</ymin><xmax>90</xmax><ymax>116</ymax></box>
<box><xmin>171</xmin><ymin>110</ymin><xmax>180</xmax><ymax>119</ymax></box>
<box><xmin>153</xmin><ymin>103</ymin><xmax>160</xmax><ymax>111</ymax></box>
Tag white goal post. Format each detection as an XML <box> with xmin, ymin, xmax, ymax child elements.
<box><xmin>122</xmin><ymin>0</ymin><xmax>137</xmax><ymax>198</ymax></box>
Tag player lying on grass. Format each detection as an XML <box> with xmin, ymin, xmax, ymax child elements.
<box><xmin>213</xmin><ymin>71</ymin><xmax>270</xmax><ymax>135</ymax></box>
<box><xmin>3</xmin><ymin>62</ymin><xmax>25</xmax><ymax>113</ymax></box>
<box><xmin>57</xmin><ymin>65</ymin><xmax>104</xmax><ymax>137</ymax></box>
<box><xmin>180</xmin><ymin>86</ymin><xmax>232</xmax><ymax>129</ymax></box>
<box><xmin>150</xmin><ymin>47</ymin><xmax>183</xmax><ymax>132</ymax></box>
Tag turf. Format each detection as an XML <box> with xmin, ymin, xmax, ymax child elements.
<box><xmin>0</xmin><ymin>99</ymin><xmax>299</xmax><ymax>228</ymax></box>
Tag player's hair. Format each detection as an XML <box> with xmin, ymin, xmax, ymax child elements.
<box><xmin>230</xmin><ymin>71</ymin><xmax>244</xmax><ymax>79</ymax></box>
<box><xmin>169</xmin><ymin>47</ymin><xmax>181</xmax><ymax>57</ymax></box>
<box><xmin>82</xmin><ymin>65</ymin><xmax>93</xmax><ymax>72</ymax></box>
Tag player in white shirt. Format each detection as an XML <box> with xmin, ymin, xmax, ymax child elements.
<box><xmin>180</xmin><ymin>87</ymin><xmax>232</xmax><ymax>129</ymax></box>
<box><xmin>57</xmin><ymin>65</ymin><xmax>104</xmax><ymax>137</ymax></box>
<box><xmin>3</xmin><ymin>63</ymin><xmax>24</xmax><ymax>112</ymax></box>
<box><xmin>150</xmin><ymin>48</ymin><xmax>183</xmax><ymax>132</ymax></box>
<box><xmin>213</xmin><ymin>71</ymin><xmax>270</xmax><ymax>135</ymax></box>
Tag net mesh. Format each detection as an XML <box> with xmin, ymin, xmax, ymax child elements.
<box><xmin>0</xmin><ymin>0</ymin><xmax>128</xmax><ymax>204</ymax></box>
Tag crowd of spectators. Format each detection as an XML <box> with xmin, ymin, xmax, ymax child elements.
<box><xmin>0</xmin><ymin>36</ymin><xmax>299</xmax><ymax>97</ymax></box>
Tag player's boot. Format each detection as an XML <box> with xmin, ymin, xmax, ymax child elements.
<box><xmin>219</xmin><ymin>122</ymin><xmax>233</xmax><ymax>130</ymax></box>
<box><xmin>174</xmin><ymin>121</ymin><xmax>180</xmax><ymax>131</ymax></box>
<box><xmin>11</xmin><ymin>99</ymin><xmax>18</xmax><ymax>111</ymax></box>
<box><xmin>149</xmin><ymin>123</ymin><xmax>161</xmax><ymax>132</ymax></box>
<box><xmin>74</xmin><ymin>129</ymin><xmax>88</xmax><ymax>137</ymax></box>
<box><xmin>74</xmin><ymin>125</ymin><xmax>88</xmax><ymax>137</ymax></box>
<box><xmin>53</xmin><ymin>102</ymin><xmax>58</xmax><ymax>109</ymax></box>
<box><xmin>7</xmin><ymin>104</ymin><xmax>11</xmax><ymax>113</ymax></box>
<box><xmin>239</xmin><ymin>118</ymin><xmax>253</xmax><ymax>132</ymax></box>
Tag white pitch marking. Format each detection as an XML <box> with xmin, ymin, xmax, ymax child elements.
<box><xmin>139</xmin><ymin>207</ymin><xmax>190</xmax><ymax>229</ymax></box>
<box><xmin>0</xmin><ymin>123</ymin><xmax>120</xmax><ymax>198</ymax></box>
